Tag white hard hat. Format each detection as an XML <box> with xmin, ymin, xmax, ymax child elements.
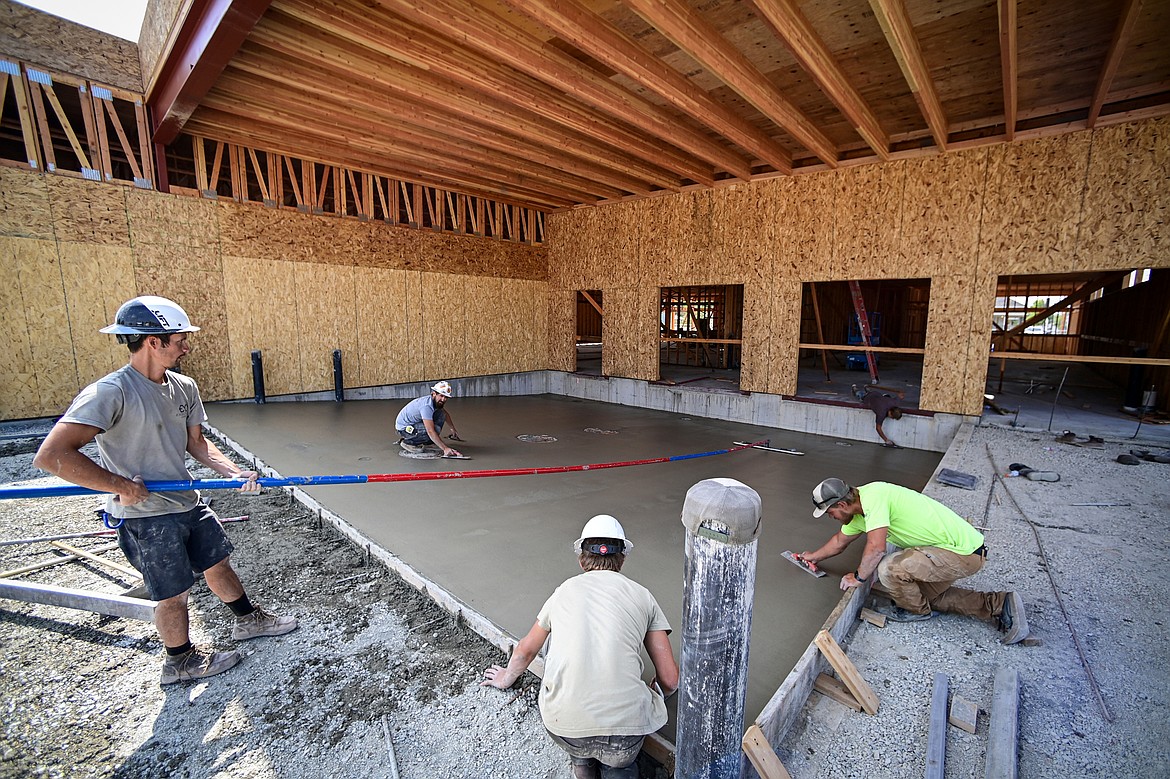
<box><xmin>574</xmin><ymin>514</ymin><xmax>632</xmax><ymax>555</ymax></box>
<box><xmin>100</xmin><ymin>296</ymin><xmax>200</xmax><ymax>343</ymax></box>
<box><xmin>431</xmin><ymin>381</ymin><xmax>453</xmax><ymax>397</ymax></box>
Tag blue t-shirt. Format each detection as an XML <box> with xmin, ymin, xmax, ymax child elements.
<box><xmin>395</xmin><ymin>395</ymin><xmax>441</xmax><ymax>432</ymax></box>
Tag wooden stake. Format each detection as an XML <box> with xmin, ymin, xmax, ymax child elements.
<box><xmin>742</xmin><ymin>724</ymin><xmax>793</xmax><ymax>779</ymax></box>
<box><xmin>50</xmin><ymin>541</ymin><xmax>141</xmax><ymax>579</ymax></box>
<box><xmin>813</xmin><ymin>629</ymin><xmax>879</xmax><ymax>714</ymax></box>
<box><xmin>813</xmin><ymin>672</ymin><xmax>861</xmax><ymax>711</ymax></box>
<box><xmin>0</xmin><ymin>541</ymin><xmax>120</xmax><ymax>578</ymax></box>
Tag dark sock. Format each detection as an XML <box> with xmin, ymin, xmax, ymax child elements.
<box><xmin>225</xmin><ymin>594</ymin><xmax>255</xmax><ymax>616</ymax></box>
<box><xmin>166</xmin><ymin>641</ymin><xmax>193</xmax><ymax>657</ymax></box>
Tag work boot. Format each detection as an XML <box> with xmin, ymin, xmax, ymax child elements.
<box><xmin>400</xmin><ymin>440</ymin><xmax>426</xmax><ymax>453</ymax></box>
<box><xmin>232</xmin><ymin>606</ymin><xmax>298</xmax><ymax>640</ymax></box>
<box><xmin>998</xmin><ymin>591</ymin><xmax>1030</xmax><ymax>645</ymax></box>
<box><xmin>1024</xmin><ymin>470</ymin><xmax>1060</xmax><ymax>482</ymax></box>
<box><xmin>875</xmin><ymin>605</ymin><xmax>936</xmax><ymax>622</ymax></box>
<box><xmin>160</xmin><ymin>645</ymin><xmax>241</xmax><ymax>685</ymax></box>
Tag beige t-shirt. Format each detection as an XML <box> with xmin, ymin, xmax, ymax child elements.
<box><xmin>536</xmin><ymin>570</ymin><xmax>671</xmax><ymax>738</ymax></box>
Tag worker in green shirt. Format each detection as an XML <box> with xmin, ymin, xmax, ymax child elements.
<box><xmin>796</xmin><ymin>478</ymin><xmax>1029</xmax><ymax>644</ymax></box>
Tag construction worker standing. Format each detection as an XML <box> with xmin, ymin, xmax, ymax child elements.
<box><xmin>33</xmin><ymin>296</ymin><xmax>297</xmax><ymax>685</ymax></box>
<box><xmin>482</xmin><ymin>514</ymin><xmax>679</xmax><ymax>778</ymax></box>
<box><xmin>394</xmin><ymin>381</ymin><xmax>463</xmax><ymax>457</ymax></box>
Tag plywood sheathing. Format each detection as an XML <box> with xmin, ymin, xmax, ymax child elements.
<box><xmin>45</xmin><ymin>176</ymin><xmax>130</xmax><ymax>247</ymax></box>
<box><xmin>126</xmin><ymin>190</ymin><xmax>220</xmax><ymax>250</ymax></box>
<box><xmin>138</xmin><ymin>0</ymin><xmax>185</xmax><ymax>93</ymax></box>
<box><xmin>603</xmin><ymin>286</ymin><xmax>659</xmax><ymax>381</ymax></box>
<box><xmin>1078</xmin><ymin>120</ymin><xmax>1168</xmax><ymax>266</ymax></box>
<box><xmin>294</xmin><ymin>262</ymin><xmax>358</xmax><ymax>393</ymax></box>
<box><xmin>354</xmin><ymin>266</ymin><xmax>413</xmax><ymax>389</ymax></box>
<box><xmin>545</xmin><ymin>118</ymin><xmax>1170</xmax><ymax>416</ymax></box>
<box><xmin>0</xmin><ymin>0</ymin><xmax>143</xmax><ymax>92</ymax></box>
<box><xmin>0</xmin><ymin>168</ymin><xmax>54</xmax><ymax>240</ymax></box>
<box><xmin>547</xmin><ymin>288</ymin><xmax>577</xmax><ymax>374</ymax></box>
<box><xmin>57</xmin><ymin>242</ymin><xmax>135</xmax><ymax>388</ymax></box>
<box><xmin>222</xmin><ymin>255</ymin><xmax>301</xmax><ymax>397</ymax></box>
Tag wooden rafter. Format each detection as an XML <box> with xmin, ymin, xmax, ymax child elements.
<box><xmin>236</xmin><ymin>19</ymin><xmax>674</xmax><ymax>194</ymax></box>
<box><xmin>503</xmin><ymin>0</ymin><xmax>793</xmax><ymax>174</ymax></box>
<box><xmin>750</xmin><ymin>0</ymin><xmax>889</xmax><ymax>160</ymax></box>
<box><xmin>998</xmin><ymin>0</ymin><xmax>1017</xmax><ymax>140</ymax></box>
<box><xmin>375</xmin><ymin>0</ymin><xmax>733</xmax><ymax>183</ymax></box>
<box><xmin>868</xmin><ymin>0</ymin><xmax>949</xmax><ymax>150</ymax></box>
<box><xmin>1087</xmin><ymin>0</ymin><xmax>1143</xmax><ymax>128</ymax></box>
<box><xmin>623</xmin><ymin>0</ymin><xmax>839</xmax><ymax>167</ymax></box>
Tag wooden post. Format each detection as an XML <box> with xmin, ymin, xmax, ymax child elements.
<box><xmin>676</xmin><ymin>478</ymin><xmax>762</xmax><ymax>779</ymax></box>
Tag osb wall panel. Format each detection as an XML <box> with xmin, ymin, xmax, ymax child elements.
<box><xmin>0</xmin><ymin>0</ymin><xmax>143</xmax><ymax>92</ymax></box>
<box><xmin>899</xmin><ymin>148</ymin><xmax>988</xmax><ymax>413</ymax></box>
<box><xmin>739</xmin><ymin>281</ymin><xmax>775</xmax><ymax>393</ymax></box>
<box><xmin>127</xmin><ymin>190</ymin><xmax>219</xmax><ymax>250</ymax></box>
<box><xmin>1077</xmin><ymin>117</ymin><xmax>1169</xmax><ymax>268</ymax></box>
<box><xmin>294</xmin><ymin>263</ymin><xmax>358</xmax><ymax>393</ymax></box>
<box><xmin>134</xmin><ymin>265</ymin><xmax>233</xmax><ymax>400</ymax></box>
<box><xmin>512</xmin><ymin>278</ymin><xmax>549</xmax><ymax>373</ymax></box>
<box><xmin>774</xmin><ymin>173</ymin><xmax>836</xmax><ymax>278</ymax></box>
<box><xmin>710</xmin><ymin>181</ymin><xmax>776</xmax><ymax>284</ymax></box>
<box><xmin>222</xmin><ymin>255</ymin><xmax>301</xmax><ymax>398</ymax></box>
<box><xmin>0</xmin><ymin>237</ymin><xmax>75</xmax><ymax>418</ymax></box>
<box><xmin>831</xmin><ymin>161</ymin><xmax>907</xmax><ymax>279</ymax></box>
<box><xmin>353</xmin><ymin>266</ymin><xmax>414</xmax><ymax>388</ymax></box>
<box><xmin>979</xmin><ymin>133</ymin><xmax>1093</xmax><ymax>274</ymax></box>
<box><xmin>0</xmin><ymin>168</ymin><xmax>54</xmax><ymax>240</ymax></box>
<box><xmin>139</xmin><ymin>0</ymin><xmax>185</xmax><ymax>91</ymax></box>
<box><xmin>640</xmin><ymin>191</ymin><xmax>713</xmax><ymax>286</ymax></box>
<box><xmin>46</xmin><ymin>176</ymin><xmax>131</xmax><ymax>246</ymax></box>
<box><xmin>421</xmin><ymin>271</ymin><xmax>469</xmax><ymax>382</ymax></box>
<box><xmin>547</xmin><ymin>288</ymin><xmax>577</xmax><ymax>373</ymax></box>
<box><xmin>57</xmin><ymin>242</ymin><xmax>135</xmax><ymax>388</ymax></box>
<box><xmin>218</xmin><ymin>205</ymin><xmax>354</xmax><ymax>266</ymax></box>
<box><xmin>546</xmin><ymin>202</ymin><xmax>640</xmax><ymax>290</ymax></box>
<box><xmin>603</xmin><ymin>287</ymin><xmax>658</xmax><ymax>381</ymax></box>
<box><xmin>764</xmin><ymin>279</ymin><xmax>804</xmax><ymax>396</ymax></box>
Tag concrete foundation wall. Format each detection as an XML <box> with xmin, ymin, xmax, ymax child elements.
<box><xmin>231</xmin><ymin>370</ymin><xmax>968</xmax><ymax>452</ymax></box>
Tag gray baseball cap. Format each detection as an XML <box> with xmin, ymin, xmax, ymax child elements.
<box><xmin>812</xmin><ymin>478</ymin><xmax>850</xmax><ymax>517</ymax></box>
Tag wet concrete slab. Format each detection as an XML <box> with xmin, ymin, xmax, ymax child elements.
<box><xmin>207</xmin><ymin>393</ymin><xmax>941</xmax><ymax>729</ymax></box>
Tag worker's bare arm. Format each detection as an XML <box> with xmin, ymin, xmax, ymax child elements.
<box><xmin>645</xmin><ymin>629</ymin><xmax>679</xmax><ymax>696</ymax></box>
<box><xmin>33</xmin><ymin>422</ymin><xmax>148</xmax><ymax>505</ymax></box>
<box><xmin>482</xmin><ymin>621</ymin><xmax>549</xmax><ymax>689</ymax></box>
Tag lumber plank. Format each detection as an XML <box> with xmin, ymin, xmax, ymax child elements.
<box><xmin>985</xmin><ymin>668</ymin><xmax>1020</xmax><ymax>779</ymax></box>
<box><xmin>50</xmin><ymin>541</ymin><xmax>141</xmax><ymax>579</ymax></box>
<box><xmin>926</xmin><ymin>673</ymin><xmax>948</xmax><ymax>779</ymax></box>
<box><xmin>812</xmin><ymin>672</ymin><xmax>861</xmax><ymax>711</ymax></box>
<box><xmin>813</xmin><ymin>629</ymin><xmax>879</xmax><ymax>714</ymax></box>
<box><xmin>742</xmin><ymin>724</ymin><xmax>793</xmax><ymax>779</ymax></box>
<box><xmin>859</xmin><ymin>607</ymin><xmax>887</xmax><ymax>627</ymax></box>
<box><xmin>0</xmin><ymin>541</ymin><xmax>120</xmax><ymax>578</ymax></box>
<box><xmin>949</xmin><ymin>693</ymin><xmax>978</xmax><ymax>734</ymax></box>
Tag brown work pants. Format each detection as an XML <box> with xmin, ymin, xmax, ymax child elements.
<box><xmin>877</xmin><ymin>546</ymin><xmax>1006</xmax><ymax>618</ymax></box>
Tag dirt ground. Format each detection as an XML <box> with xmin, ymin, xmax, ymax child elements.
<box><xmin>0</xmin><ymin>433</ymin><xmax>586</xmax><ymax>779</ymax></box>
<box><xmin>2</xmin><ymin>420</ymin><xmax>1169</xmax><ymax>778</ymax></box>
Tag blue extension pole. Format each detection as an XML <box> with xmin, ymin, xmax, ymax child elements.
<box><xmin>0</xmin><ymin>441</ymin><xmax>767</xmax><ymax>501</ymax></box>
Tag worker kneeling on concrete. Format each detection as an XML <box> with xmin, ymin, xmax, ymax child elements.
<box><xmin>394</xmin><ymin>381</ymin><xmax>462</xmax><ymax>457</ymax></box>
<box><xmin>796</xmin><ymin>478</ymin><xmax>1029</xmax><ymax>645</ymax></box>
<box><xmin>482</xmin><ymin>514</ymin><xmax>679</xmax><ymax>778</ymax></box>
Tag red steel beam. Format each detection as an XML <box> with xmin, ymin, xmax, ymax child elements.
<box><xmin>149</xmin><ymin>0</ymin><xmax>271</xmax><ymax>145</ymax></box>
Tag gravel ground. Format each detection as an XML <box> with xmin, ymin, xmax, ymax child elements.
<box><xmin>0</xmin><ymin>432</ymin><xmax>581</xmax><ymax>779</ymax></box>
<box><xmin>2</xmin><ymin>420</ymin><xmax>1168</xmax><ymax>778</ymax></box>
<box><xmin>778</xmin><ymin>423</ymin><xmax>1170</xmax><ymax>778</ymax></box>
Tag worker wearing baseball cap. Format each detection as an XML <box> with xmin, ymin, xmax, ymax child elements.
<box><xmin>394</xmin><ymin>380</ymin><xmax>464</xmax><ymax>457</ymax></box>
<box><xmin>482</xmin><ymin>514</ymin><xmax>678</xmax><ymax>778</ymax></box>
<box><xmin>797</xmin><ymin>477</ymin><xmax>1029</xmax><ymax>644</ymax></box>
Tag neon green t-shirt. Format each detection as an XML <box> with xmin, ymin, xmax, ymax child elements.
<box><xmin>841</xmin><ymin>482</ymin><xmax>984</xmax><ymax>554</ymax></box>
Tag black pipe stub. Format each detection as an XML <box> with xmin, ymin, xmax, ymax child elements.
<box><xmin>681</xmin><ymin>478</ymin><xmax>762</xmax><ymax>545</ymax></box>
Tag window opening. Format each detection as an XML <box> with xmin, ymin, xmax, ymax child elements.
<box><xmin>576</xmin><ymin>290</ymin><xmax>603</xmax><ymax>376</ymax></box>
<box><xmin>658</xmin><ymin>285</ymin><xmax>743</xmax><ymax>391</ymax></box>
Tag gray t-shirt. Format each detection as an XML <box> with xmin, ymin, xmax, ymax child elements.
<box><xmin>536</xmin><ymin>570</ymin><xmax>671</xmax><ymax>738</ymax></box>
<box><xmin>60</xmin><ymin>365</ymin><xmax>206</xmax><ymax>518</ymax></box>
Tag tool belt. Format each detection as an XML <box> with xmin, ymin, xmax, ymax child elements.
<box><xmin>973</xmin><ymin>544</ymin><xmax>988</xmax><ymax>558</ymax></box>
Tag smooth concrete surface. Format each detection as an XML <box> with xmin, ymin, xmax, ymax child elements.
<box><xmin>208</xmin><ymin>394</ymin><xmax>942</xmax><ymax>730</ymax></box>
